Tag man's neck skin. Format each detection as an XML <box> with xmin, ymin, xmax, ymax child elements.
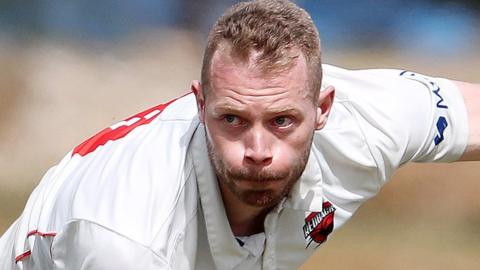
<box><xmin>218</xmin><ymin>179</ymin><xmax>272</xmax><ymax>236</ymax></box>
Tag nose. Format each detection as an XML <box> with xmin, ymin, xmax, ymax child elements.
<box><xmin>244</xmin><ymin>125</ymin><xmax>273</xmax><ymax>166</ymax></box>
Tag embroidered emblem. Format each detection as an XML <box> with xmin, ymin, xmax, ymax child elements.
<box><xmin>303</xmin><ymin>201</ymin><xmax>336</xmax><ymax>248</ymax></box>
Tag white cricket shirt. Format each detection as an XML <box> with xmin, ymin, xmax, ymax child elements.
<box><xmin>0</xmin><ymin>65</ymin><xmax>469</xmax><ymax>269</ymax></box>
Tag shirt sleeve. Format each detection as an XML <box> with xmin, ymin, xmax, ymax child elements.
<box><xmin>324</xmin><ymin>66</ymin><xmax>469</xmax><ymax>181</ymax></box>
<box><xmin>395</xmin><ymin>71</ymin><xmax>469</xmax><ymax>162</ymax></box>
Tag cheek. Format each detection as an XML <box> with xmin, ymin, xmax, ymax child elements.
<box><xmin>205</xmin><ymin>124</ymin><xmax>245</xmax><ymax>165</ymax></box>
<box><xmin>273</xmin><ymin>128</ymin><xmax>314</xmax><ymax>163</ymax></box>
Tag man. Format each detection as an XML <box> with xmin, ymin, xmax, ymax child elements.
<box><xmin>0</xmin><ymin>0</ymin><xmax>478</xmax><ymax>269</ymax></box>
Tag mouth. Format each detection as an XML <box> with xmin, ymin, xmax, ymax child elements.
<box><xmin>234</xmin><ymin>177</ymin><xmax>287</xmax><ymax>190</ymax></box>
<box><xmin>227</xmin><ymin>169</ymin><xmax>290</xmax><ymax>182</ymax></box>
<box><xmin>235</xmin><ymin>177</ymin><xmax>284</xmax><ymax>182</ymax></box>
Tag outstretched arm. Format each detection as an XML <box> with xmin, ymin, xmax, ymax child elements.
<box><xmin>455</xmin><ymin>81</ymin><xmax>480</xmax><ymax>161</ymax></box>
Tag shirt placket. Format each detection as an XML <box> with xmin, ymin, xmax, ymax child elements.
<box><xmin>261</xmin><ymin>199</ymin><xmax>285</xmax><ymax>270</ymax></box>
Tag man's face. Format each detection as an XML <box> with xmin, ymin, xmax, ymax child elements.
<box><xmin>196</xmin><ymin>50</ymin><xmax>327</xmax><ymax>209</ymax></box>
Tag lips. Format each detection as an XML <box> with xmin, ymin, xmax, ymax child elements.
<box><xmin>235</xmin><ymin>177</ymin><xmax>285</xmax><ymax>182</ymax></box>
<box><xmin>234</xmin><ymin>178</ymin><xmax>286</xmax><ymax>190</ymax></box>
<box><xmin>227</xmin><ymin>168</ymin><xmax>290</xmax><ymax>182</ymax></box>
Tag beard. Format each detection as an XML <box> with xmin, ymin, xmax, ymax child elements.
<box><xmin>205</xmin><ymin>127</ymin><xmax>312</xmax><ymax>209</ymax></box>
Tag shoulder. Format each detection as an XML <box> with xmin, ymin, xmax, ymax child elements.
<box><xmin>316</xmin><ymin>65</ymin><xmax>465</xmax><ymax>195</ymax></box>
<box><xmin>322</xmin><ymin>64</ymin><xmax>430</xmax><ymax>100</ymax></box>
<box><xmin>26</xmin><ymin>93</ymin><xmax>200</xmax><ymax>246</ymax></box>
<box><xmin>322</xmin><ymin>64</ymin><xmax>457</xmax><ymax>106</ymax></box>
<box><xmin>73</xmin><ymin>92</ymin><xmax>198</xmax><ymax>156</ymax></box>
<box><xmin>322</xmin><ymin>65</ymin><xmax>464</xmax><ymax>161</ymax></box>
<box><xmin>312</xmin><ymin>66</ymin><xmax>427</xmax><ymax>203</ymax></box>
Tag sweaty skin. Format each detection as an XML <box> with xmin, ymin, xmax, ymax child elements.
<box><xmin>454</xmin><ymin>81</ymin><xmax>480</xmax><ymax>161</ymax></box>
<box><xmin>193</xmin><ymin>48</ymin><xmax>334</xmax><ymax>236</ymax></box>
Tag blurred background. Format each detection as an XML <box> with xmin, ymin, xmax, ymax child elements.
<box><xmin>0</xmin><ymin>0</ymin><xmax>479</xmax><ymax>269</ymax></box>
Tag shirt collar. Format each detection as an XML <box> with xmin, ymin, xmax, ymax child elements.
<box><xmin>191</xmin><ymin>125</ymin><xmax>250</xmax><ymax>269</ymax></box>
<box><xmin>283</xmin><ymin>145</ymin><xmax>325</xmax><ymax>212</ymax></box>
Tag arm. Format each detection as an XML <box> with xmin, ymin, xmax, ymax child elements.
<box><xmin>454</xmin><ymin>81</ymin><xmax>480</xmax><ymax>161</ymax></box>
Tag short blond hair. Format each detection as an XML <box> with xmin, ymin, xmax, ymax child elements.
<box><xmin>201</xmin><ymin>0</ymin><xmax>322</xmax><ymax>97</ymax></box>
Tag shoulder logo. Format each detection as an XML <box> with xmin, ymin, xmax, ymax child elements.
<box><xmin>303</xmin><ymin>201</ymin><xmax>336</xmax><ymax>248</ymax></box>
<box><xmin>399</xmin><ymin>71</ymin><xmax>449</xmax><ymax>146</ymax></box>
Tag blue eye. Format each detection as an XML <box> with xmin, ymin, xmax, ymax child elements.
<box><xmin>223</xmin><ymin>115</ymin><xmax>243</xmax><ymax>126</ymax></box>
<box><xmin>225</xmin><ymin>115</ymin><xmax>236</xmax><ymax>123</ymax></box>
<box><xmin>273</xmin><ymin>116</ymin><xmax>293</xmax><ymax>127</ymax></box>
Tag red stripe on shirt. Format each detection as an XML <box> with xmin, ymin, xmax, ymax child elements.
<box><xmin>72</xmin><ymin>94</ymin><xmax>186</xmax><ymax>157</ymax></box>
<box><xmin>14</xmin><ymin>230</ymin><xmax>57</xmax><ymax>264</ymax></box>
<box><xmin>15</xmin><ymin>250</ymin><xmax>31</xmax><ymax>263</ymax></box>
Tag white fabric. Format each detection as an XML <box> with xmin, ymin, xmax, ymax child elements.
<box><xmin>236</xmin><ymin>233</ymin><xmax>266</xmax><ymax>257</ymax></box>
<box><xmin>0</xmin><ymin>65</ymin><xmax>469</xmax><ymax>269</ymax></box>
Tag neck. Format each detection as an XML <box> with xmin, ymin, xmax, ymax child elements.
<box><xmin>218</xmin><ymin>181</ymin><xmax>272</xmax><ymax>236</ymax></box>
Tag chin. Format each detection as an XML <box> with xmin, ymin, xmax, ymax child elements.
<box><xmin>240</xmin><ymin>189</ymin><xmax>285</xmax><ymax>208</ymax></box>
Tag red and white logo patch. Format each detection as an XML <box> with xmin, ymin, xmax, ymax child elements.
<box><xmin>303</xmin><ymin>201</ymin><xmax>335</xmax><ymax>248</ymax></box>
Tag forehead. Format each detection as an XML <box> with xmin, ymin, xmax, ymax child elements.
<box><xmin>209</xmin><ymin>47</ymin><xmax>310</xmax><ymax>96</ymax></box>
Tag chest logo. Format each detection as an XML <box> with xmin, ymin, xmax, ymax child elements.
<box><xmin>303</xmin><ymin>201</ymin><xmax>336</xmax><ymax>248</ymax></box>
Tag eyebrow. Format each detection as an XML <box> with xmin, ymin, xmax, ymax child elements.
<box><xmin>212</xmin><ymin>104</ymin><xmax>302</xmax><ymax>117</ymax></box>
<box><xmin>264</xmin><ymin>107</ymin><xmax>302</xmax><ymax>116</ymax></box>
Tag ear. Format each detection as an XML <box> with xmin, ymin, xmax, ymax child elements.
<box><xmin>315</xmin><ymin>85</ymin><xmax>335</xmax><ymax>130</ymax></box>
<box><xmin>192</xmin><ymin>80</ymin><xmax>206</xmax><ymax>123</ymax></box>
